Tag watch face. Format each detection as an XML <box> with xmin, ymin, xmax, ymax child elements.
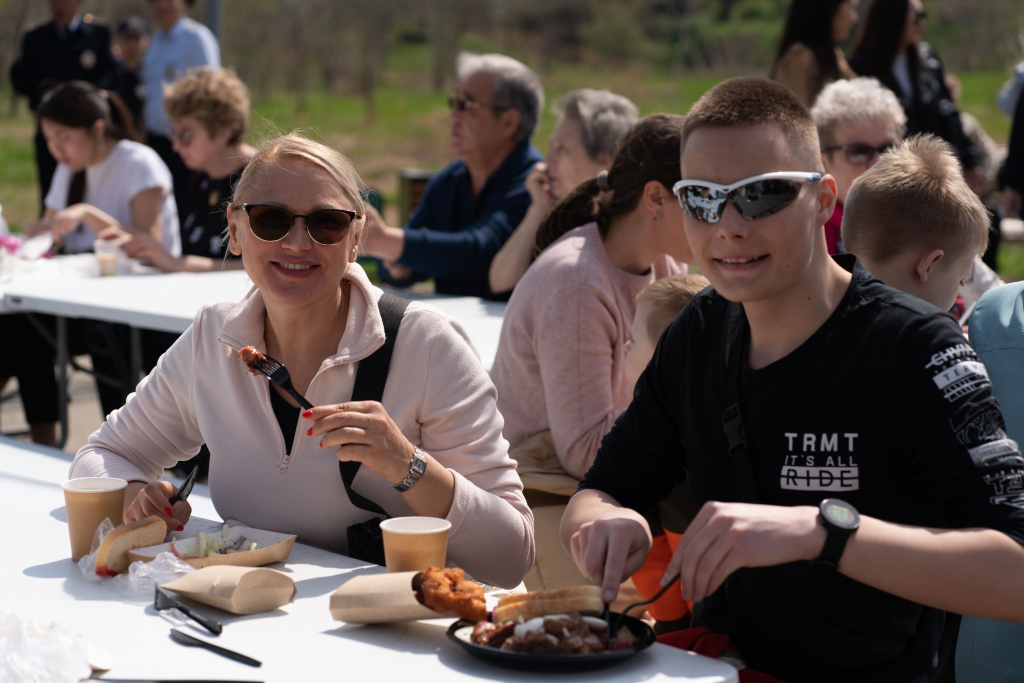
<box><xmin>822</xmin><ymin>499</ymin><xmax>860</xmax><ymax>530</ymax></box>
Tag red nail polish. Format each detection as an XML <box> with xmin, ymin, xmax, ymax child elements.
<box><xmin>302</xmin><ymin>410</ymin><xmax>313</xmax><ymax>418</ymax></box>
<box><xmin>319</xmin><ymin>439</ymin><xmax>324</xmax><ymax>448</ymax></box>
<box><xmin>177</xmin><ymin>525</ymin><xmax>184</xmax><ymax>532</ymax></box>
<box><xmin>164</xmin><ymin>507</ymin><xmax>173</xmax><ymax>515</ymax></box>
<box><xmin>307</xmin><ymin>428</ymin><xmax>313</xmax><ymax>436</ymax></box>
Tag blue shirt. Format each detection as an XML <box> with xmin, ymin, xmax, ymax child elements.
<box><xmin>957</xmin><ymin>281</ymin><xmax>1024</xmax><ymax>683</ymax></box>
<box><xmin>141</xmin><ymin>16</ymin><xmax>219</xmax><ymax>136</ymax></box>
<box><xmin>382</xmin><ymin>139</ymin><xmax>542</xmax><ymax>300</ymax></box>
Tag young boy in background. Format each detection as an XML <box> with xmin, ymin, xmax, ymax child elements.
<box><xmin>623</xmin><ymin>273</ymin><xmax>709</xmax><ymax>631</ymax></box>
<box><xmin>842</xmin><ymin>134</ymin><xmax>990</xmax><ymax>312</ymax></box>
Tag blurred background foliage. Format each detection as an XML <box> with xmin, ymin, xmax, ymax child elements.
<box><xmin>1</xmin><ymin>0</ymin><xmax>1023</xmax><ymax>273</ymax></box>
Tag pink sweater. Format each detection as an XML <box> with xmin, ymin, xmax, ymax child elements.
<box><xmin>491</xmin><ymin>223</ymin><xmax>685</xmax><ymax>479</ymax></box>
<box><xmin>70</xmin><ymin>264</ymin><xmax>534</xmax><ymax>588</ymax></box>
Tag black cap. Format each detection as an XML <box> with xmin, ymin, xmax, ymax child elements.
<box><xmin>117</xmin><ymin>15</ymin><xmax>147</xmax><ymax>37</ymax></box>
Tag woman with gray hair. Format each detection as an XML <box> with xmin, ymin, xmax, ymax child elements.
<box><xmin>810</xmin><ymin>76</ymin><xmax>906</xmax><ymax>253</ymax></box>
<box><xmin>489</xmin><ymin>89</ymin><xmax>638</xmax><ymax>293</ymax></box>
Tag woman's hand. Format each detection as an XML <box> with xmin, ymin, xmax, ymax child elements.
<box><xmin>525</xmin><ymin>162</ymin><xmax>556</xmax><ymax>209</ymax></box>
<box><xmin>124</xmin><ymin>480</ymin><xmax>191</xmax><ymax>536</ymax></box>
<box><xmin>306</xmin><ymin>401</ymin><xmax>416</xmax><ymax>484</ymax></box>
<box><xmin>50</xmin><ymin>204</ymin><xmax>90</xmax><ymax>239</ymax></box>
<box><xmin>120</xmin><ymin>231</ymin><xmax>181</xmax><ymax>272</ymax></box>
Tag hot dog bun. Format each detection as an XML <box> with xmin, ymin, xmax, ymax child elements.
<box><xmin>492</xmin><ymin>585</ymin><xmax>604</xmax><ymax>623</ymax></box>
<box><xmin>95</xmin><ymin>515</ymin><xmax>166</xmax><ymax>576</ymax></box>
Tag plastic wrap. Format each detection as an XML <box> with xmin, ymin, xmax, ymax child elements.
<box><xmin>77</xmin><ymin>519</ymin><xmax>195</xmax><ymax>599</ymax></box>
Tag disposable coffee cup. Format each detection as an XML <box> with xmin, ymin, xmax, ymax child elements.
<box><xmin>93</xmin><ymin>239</ymin><xmax>121</xmax><ymax>276</ymax></box>
<box><xmin>379</xmin><ymin>517</ymin><xmax>451</xmax><ymax>573</ymax></box>
<box><xmin>63</xmin><ymin>477</ymin><xmax>127</xmax><ymax>561</ymax></box>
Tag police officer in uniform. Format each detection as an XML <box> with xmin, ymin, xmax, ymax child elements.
<box><xmin>10</xmin><ymin>0</ymin><xmax>119</xmax><ymax>215</ymax></box>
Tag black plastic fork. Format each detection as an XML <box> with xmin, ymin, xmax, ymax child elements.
<box><xmin>249</xmin><ymin>353</ymin><xmax>314</xmax><ymax>410</ymax></box>
<box><xmin>606</xmin><ymin>572</ymin><xmax>682</xmax><ymax>642</ymax></box>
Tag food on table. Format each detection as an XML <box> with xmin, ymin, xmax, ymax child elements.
<box><xmin>492</xmin><ymin>584</ymin><xmax>603</xmax><ymax>623</ymax></box>
<box><xmin>94</xmin><ymin>515</ymin><xmax>166</xmax><ymax>576</ymax></box>
<box><xmin>171</xmin><ymin>527</ymin><xmax>262</xmax><ymax>559</ymax></box>
<box><xmin>237</xmin><ymin>345</ymin><xmax>265</xmax><ymax>373</ymax></box>
<box><xmin>413</xmin><ymin>566</ymin><xmax>489</xmax><ymax>622</ymax></box>
<box><xmin>469</xmin><ymin>612</ymin><xmax>636</xmax><ymax>654</ymax></box>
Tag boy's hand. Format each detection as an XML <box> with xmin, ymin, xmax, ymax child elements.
<box><xmin>569</xmin><ymin>511</ymin><xmax>652</xmax><ymax>604</ymax></box>
<box><xmin>666</xmin><ymin>502</ymin><xmax>824</xmax><ymax>604</ymax></box>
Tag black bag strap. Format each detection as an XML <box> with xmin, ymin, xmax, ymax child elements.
<box><xmin>340</xmin><ymin>292</ymin><xmax>410</xmax><ymax>516</ymax></box>
<box><xmin>721</xmin><ymin>303</ymin><xmax>759</xmax><ymax>504</ymax></box>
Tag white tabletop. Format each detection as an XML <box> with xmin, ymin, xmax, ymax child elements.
<box><xmin>0</xmin><ymin>437</ymin><xmax>737</xmax><ymax>682</ymax></box>
<box><xmin>0</xmin><ymin>257</ymin><xmax>505</xmax><ymax>370</ymax></box>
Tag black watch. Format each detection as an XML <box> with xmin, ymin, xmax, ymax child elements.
<box><xmin>814</xmin><ymin>498</ymin><xmax>859</xmax><ymax>569</ymax></box>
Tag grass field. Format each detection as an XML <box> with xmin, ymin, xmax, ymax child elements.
<box><xmin>1</xmin><ymin>45</ymin><xmax>1020</xmax><ymax>278</ymax></box>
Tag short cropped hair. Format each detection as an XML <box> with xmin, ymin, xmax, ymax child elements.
<box><xmin>681</xmin><ymin>77</ymin><xmax>823</xmax><ymax>172</ymax></box>
<box><xmin>842</xmin><ymin>134</ymin><xmax>990</xmax><ymax>263</ymax></box>
<box><xmin>554</xmin><ymin>89</ymin><xmax>638</xmax><ymax>162</ymax></box>
<box><xmin>637</xmin><ymin>274</ymin><xmax>711</xmax><ymax>343</ymax></box>
<box><xmin>232</xmin><ymin>134</ymin><xmax>367</xmax><ymax>233</ymax></box>
<box><xmin>164</xmin><ymin>67</ymin><xmax>251</xmax><ymax>144</ymax></box>
<box><xmin>456</xmin><ymin>52</ymin><xmax>543</xmax><ymax>143</ymax></box>
<box><xmin>811</xmin><ymin>77</ymin><xmax>907</xmax><ymax>149</ymax></box>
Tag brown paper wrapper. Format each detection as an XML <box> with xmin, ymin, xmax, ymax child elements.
<box><xmin>330</xmin><ymin>571</ymin><xmax>449</xmax><ymax>623</ymax></box>
<box><xmin>161</xmin><ymin>565</ymin><xmax>296</xmax><ymax>615</ymax></box>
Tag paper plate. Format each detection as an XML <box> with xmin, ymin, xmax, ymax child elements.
<box><xmin>445</xmin><ymin>613</ymin><xmax>655</xmax><ymax>670</ymax></box>
<box><xmin>128</xmin><ymin>525</ymin><xmax>296</xmax><ymax>569</ymax></box>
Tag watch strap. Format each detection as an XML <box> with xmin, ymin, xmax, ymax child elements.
<box><xmin>816</xmin><ymin>527</ymin><xmax>851</xmax><ymax>569</ymax></box>
<box><xmin>392</xmin><ymin>447</ymin><xmax>427</xmax><ymax>493</ymax></box>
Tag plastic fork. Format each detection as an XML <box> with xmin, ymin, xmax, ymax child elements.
<box><xmin>248</xmin><ymin>353</ymin><xmax>313</xmax><ymax>410</ymax></box>
<box><xmin>606</xmin><ymin>572</ymin><xmax>681</xmax><ymax>641</ymax></box>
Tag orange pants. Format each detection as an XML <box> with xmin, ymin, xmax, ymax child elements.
<box><xmin>630</xmin><ymin>530</ymin><xmax>692</xmax><ymax>622</ymax></box>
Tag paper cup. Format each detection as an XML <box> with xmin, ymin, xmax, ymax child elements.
<box><xmin>93</xmin><ymin>239</ymin><xmax>121</xmax><ymax>276</ymax></box>
<box><xmin>62</xmin><ymin>477</ymin><xmax>127</xmax><ymax>561</ymax></box>
<box><xmin>379</xmin><ymin>517</ymin><xmax>451</xmax><ymax>573</ymax></box>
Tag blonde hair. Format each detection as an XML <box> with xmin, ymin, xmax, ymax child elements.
<box><xmin>682</xmin><ymin>77</ymin><xmax>823</xmax><ymax>173</ymax></box>
<box><xmin>232</xmin><ymin>134</ymin><xmax>367</xmax><ymax>231</ymax></box>
<box><xmin>636</xmin><ymin>274</ymin><xmax>710</xmax><ymax>343</ymax></box>
<box><xmin>811</xmin><ymin>77</ymin><xmax>907</xmax><ymax>149</ymax></box>
<box><xmin>164</xmin><ymin>67</ymin><xmax>251</xmax><ymax>144</ymax></box>
<box><xmin>842</xmin><ymin>134</ymin><xmax>990</xmax><ymax>263</ymax></box>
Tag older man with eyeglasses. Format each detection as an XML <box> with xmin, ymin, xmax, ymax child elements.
<box><xmin>360</xmin><ymin>52</ymin><xmax>543</xmax><ymax>300</ymax></box>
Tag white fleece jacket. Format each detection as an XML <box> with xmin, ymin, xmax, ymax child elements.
<box><xmin>70</xmin><ymin>264</ymin><xmax>534</xmax><ymax>588</ymax></box>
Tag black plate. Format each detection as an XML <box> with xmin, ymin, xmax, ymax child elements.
<box><xmin>445</xmin><ymin>613</ymin><xmax>655</xmax><ymax>670</ymax></box>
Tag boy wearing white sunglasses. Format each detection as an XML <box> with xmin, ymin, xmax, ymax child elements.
<box><xmin>562</xmin><ymin>77</ymin><xmax>1024</xmax><ymax>682</ymax></box>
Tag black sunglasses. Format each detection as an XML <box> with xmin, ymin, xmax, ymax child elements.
<box><xmin>672</xmin><ymin>172</ymin><xmax>821</xmax><ymax>224</ymax></box>
<box><xmin>822</xmin><ymin>141</ymin><xmax>895</xmax><ymax>166</ymax></box>
<box><xmin>447</xmin><ymin>95</ymin><xmax>506</xmax><ymax>112</ymax></box>
<box><xmin>241</xmin><ymin>204</ymin><xmax>359</xmax><ymax>246</ymax></box>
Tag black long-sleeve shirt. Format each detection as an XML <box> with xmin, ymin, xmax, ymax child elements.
<box><xmin>581</xmin><ymin>255</ymin><xmax>1024</xmax><ymax>682</ymax></box>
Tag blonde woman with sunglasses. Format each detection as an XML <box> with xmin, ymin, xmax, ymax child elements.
<box><xmin>69</xmin><ymin>134</ymin><xmax>535</xmax><ymax>589</ymax></box>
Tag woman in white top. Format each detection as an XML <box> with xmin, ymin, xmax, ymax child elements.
<box><xmin>26</xmin><ymin>80</ymin><xmax>179</xmax><ymax>256</ymax></box>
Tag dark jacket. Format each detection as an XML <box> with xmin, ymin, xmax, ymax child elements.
<box><xmin>850</xmin><ymin>42</ymin><xmax>978</xmax><ymax>170</ymax></box>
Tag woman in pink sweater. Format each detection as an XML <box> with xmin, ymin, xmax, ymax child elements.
<box><xmin>492</xmin><ymin>114</ymin><xmax>691</xmax><ymax>480</ymax></box>
<box><xmin>70</xmin><ymin>134</ymin><xmax>534</xmax><ymax>588</ymax></box>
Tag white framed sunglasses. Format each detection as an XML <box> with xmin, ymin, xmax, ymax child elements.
<box><xmin>672</xmin><ymin>172</ymin><xmax>822</xmax><ymax>224</ymax></box>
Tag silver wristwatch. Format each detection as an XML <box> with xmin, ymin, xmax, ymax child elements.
<box><xmin>392</xmin><ymin>447</ymin><xmax>427</xmax><ymax>493</ymax></box>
